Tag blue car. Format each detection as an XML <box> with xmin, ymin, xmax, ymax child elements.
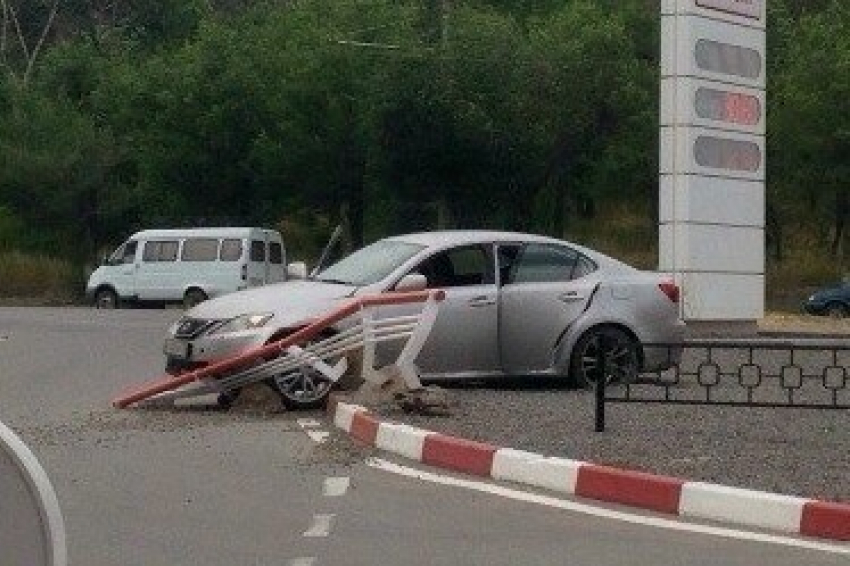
<box><xmin>803</xmin><ymin>280</ymin><xmax>850</xmax><ymax>318</ymax></box>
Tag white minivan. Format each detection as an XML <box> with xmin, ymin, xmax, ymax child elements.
<box><xmin>86</xmin><ymin>227</ymin><xmax>287</xmax><ymax>308</ymax></box>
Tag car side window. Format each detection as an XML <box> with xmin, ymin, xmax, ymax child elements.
<box><xmin>142</xmin><ymin>240</ymin><xmax>179</xmax><ymax>262</ymax></box>
<box><xmin>181</xmin><ymin>238</ymin><xmax>218</xmax><ymax>262</ymax></box>
<box><xmin>269</xmin><ymin>242</ymin><xmax>283</xmax><ymax>264</ymax></box>
<box><xmin>219</xmin><ymin>239</ymin><xmax>243</xmax><ymax>261</ymax></box>
<box><xmin>250</xmin><ymin>240</ymin><xmax>266</xmax><ymax>262</ymax></box>
<box><xmin>121</xmin><ymin>241</ymin><xmax>138</xmax><ymax>264</ymax></box>
<box><xmin>506</xmin><ymin>243</ymin><xmax>596</xmax><ymax>284</ymax></box>
<box><xmin>414</xmin><ymin>245</ymin><xmax>493</xmax><ymax>288</ymax></box>
<box><xmin>497</xmin><ymin>244</ymin><xmax>522</xmax><ymax>286</ymax></box>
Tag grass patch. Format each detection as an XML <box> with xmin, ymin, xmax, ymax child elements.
<box><xmin>0</xmin><ymin>251</ymin><xmax>81</xmax><ymax>303</ymax></box>
<box><xmin>566</xmin><ymin>204</ymin><xmax>658</xmax><ymax>270</ymax></box>
<box><xmin>0</xmin><ymin>211</ymin><xmax>844</xmax><ymax>315</ymax></box>
<box><xmin>767</xmin><ymin>251</ymin><xmax>846</xmax><ymax>312</ymax></box>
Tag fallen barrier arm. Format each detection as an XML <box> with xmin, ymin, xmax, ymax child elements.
<box><xmin>113</xmin><ymin>289</ymin><xmax>445</xmax><ymax>408</ymax></box>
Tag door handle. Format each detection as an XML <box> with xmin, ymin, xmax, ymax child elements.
<box><xmin>469</xmin><ymin>296</ymin><xmax>496</xmax><ymax>307</ymax></box>
<box><xmin>558</xmin><ymin>291</ymin><xmax>585</xmax><ymax>303</ymax></box>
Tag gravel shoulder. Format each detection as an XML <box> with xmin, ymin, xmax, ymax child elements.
<box><xmin>368</xmin><ymin>316</ymin><xmax>849</xmax><ymax>504</ymax></box>
<box><xmin>372</xmin><ymin>387</ymin><xmax>848</xmax><ymax>503</ymax></box>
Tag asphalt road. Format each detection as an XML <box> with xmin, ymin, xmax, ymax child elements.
<box><xmin>0</xmin><ymin>307</ymin><xmax>847</xmax><ymax>565</ymax></box>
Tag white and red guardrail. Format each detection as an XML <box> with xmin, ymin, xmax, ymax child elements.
<box><xmin>329</xmin><ymin>400</ymin><xmax>850</xmax><ymax>543</ymax></box>
<box><xmin>113</xmin><ymin>289</ymin><xmax>445</xmax><ymax>409</ymax></box>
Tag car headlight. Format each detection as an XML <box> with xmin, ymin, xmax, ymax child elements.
<box><xmin>210</xmin><ymin>313</ymin><xmax>274</xmax><ymax>335</ymax></box>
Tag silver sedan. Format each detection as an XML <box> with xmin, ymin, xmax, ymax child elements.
<box><xmin>163</xmin><ymin>231</ymin><xmax>685</xmax><ymax>409</ymax></box>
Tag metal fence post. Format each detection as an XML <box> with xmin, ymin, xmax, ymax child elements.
<box><xmin>594</xmin><ymin>335</ymin><xmax>607</xmax><ymax>432</ymax></box>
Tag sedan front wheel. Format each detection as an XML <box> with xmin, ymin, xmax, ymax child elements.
<box><xmin>266</xmin><ymin>334</ymin><xmax>342</xmax><ymax>410</ymax></box>
<box><xmin>268</xmin><ymin>365</ymin><xmax>333</xmax><ymax>410</ymax></box>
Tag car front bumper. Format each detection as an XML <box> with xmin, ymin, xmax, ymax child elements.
<box><xmin>162</xmin><ymin>329</ymin><xmax>271</xmax><ymax>375</ymax></box>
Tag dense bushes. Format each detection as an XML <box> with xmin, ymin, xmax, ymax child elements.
<box><xmin>0</xmin><ymin>0</ymin><xmax>847</xmax><ymax>303</ymax></box>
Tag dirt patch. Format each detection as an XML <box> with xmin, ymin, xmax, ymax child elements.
<box><xmin>759</xmin><ymin>313</ymin><xmax>850</xmax><ymax>335</ymax></box>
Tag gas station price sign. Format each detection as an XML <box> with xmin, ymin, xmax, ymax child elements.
<box><xmin>696</xmin><ymin>0</ymin><xmax>762</xmax><ymax>20</ymax></box>
<box><xmin>695</xmin><ymin>88</ymin><xmax>761</xmax><ymax>126</ymax></box>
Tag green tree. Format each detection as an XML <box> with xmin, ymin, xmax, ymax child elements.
<box><xmin>513</xmin><ymin>1</ymin><xmax>653</xmax><ymax>236</ymax></box>
<box><xmin>770</xmin><ymin>0</ymin><xmax>850</xmax><ymax>262</ymax></box>
<box><xmin>0</xmin><ymin>80</ymin><xmax>131</xmax><ymax>259</ymax></box>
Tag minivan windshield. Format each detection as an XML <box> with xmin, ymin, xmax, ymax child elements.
<box><xmin>315</xmin><ymin>240</ymin><xmax>425</xmax><ymax>286</ymax></box>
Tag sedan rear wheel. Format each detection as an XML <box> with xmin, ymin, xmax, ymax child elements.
<box><xmin>569</xmin><ymin>326</ymin><xmax>639</xmax><ymax>388</ymax></box>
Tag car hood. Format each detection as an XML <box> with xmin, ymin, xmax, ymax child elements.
<box><xmin>187</xmin><ymin>280</ymin><xmax>359</xmax><ymax>325</ymax></box>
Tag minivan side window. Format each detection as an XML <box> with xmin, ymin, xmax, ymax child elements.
<box><xmin>250</xmin><ymin>240</ymin><xmax>266</xmax><ymax>262</ymax></box>
<box><xmin>181</xmin><ymin>238</ymin><xmax>218</xmax><ymax>262</ymax></box>
<box><xmin>143</xmin><ymin>240</ymin><xmax>179</xmax><ymax>262</ymax></box>
<box><xmin>220</xmin><ymin>239</ymin><xmax>243</xmax><ymax>262</ymax></box>
<box><xmin>269</xmin><ymin>242</ymin><xmax>283</xmax><ymax>264</ymax></box>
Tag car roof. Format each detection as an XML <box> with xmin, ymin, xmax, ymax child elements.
<box><xmin>385</xmin><ymin>230</ymin><xmax>559</xmax><ymax>246</ymax></box>
<box><xmin>383</xmin><ymin>230</ymin><xmax>635</xmax><ymax>271</ymax></box>
<box><xmin>131</xmin><ymin>227</ymin><xmax>270</xmax><ymax>240</ymax></box>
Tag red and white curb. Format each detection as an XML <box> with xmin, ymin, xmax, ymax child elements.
<box><xmin>328</xmin><ymin>398</ymin><xmax>850</xmax><ymax>543</ymax></box>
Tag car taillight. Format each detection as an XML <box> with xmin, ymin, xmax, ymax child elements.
<box><xmin>659</xmin><ymin>280</ymin><xmax>680</xmax><ymax>303</ymax></box>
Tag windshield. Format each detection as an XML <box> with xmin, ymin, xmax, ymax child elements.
<box><xmin>315</xmin><ymin>240</ymin><xmax>425</xmax><ymax>286</ymax></box>
<box><xmin>106</xmin><ymin>243</ymin><xmax>125</xmax><ymax>264</ymax></box>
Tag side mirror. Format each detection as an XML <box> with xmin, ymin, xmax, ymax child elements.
<box><xmin>286</xmin><ymin>261</ymin><xmax>308</xmax><ymax>280</ymax></box>
<box><xmin>394</xmin><ymin>273</ymin><xmax>427</xmax><ymax>292</ymax></box>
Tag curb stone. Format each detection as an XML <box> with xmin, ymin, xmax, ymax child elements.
<box><xmin>327</xmin><ymin>396</ymin><xmax>850</xmax><ymax>543</ymax></box>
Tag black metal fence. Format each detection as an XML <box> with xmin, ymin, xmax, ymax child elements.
<box><xmin>595</xmin><ymin>339</ymin><xmax>850</xmax><ymax>432</ymax></box>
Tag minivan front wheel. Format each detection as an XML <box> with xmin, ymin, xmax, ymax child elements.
<box><xmin>94</xmin><ymin>288</ymin><xmax>119</xmax><ymax>309</ymax></box>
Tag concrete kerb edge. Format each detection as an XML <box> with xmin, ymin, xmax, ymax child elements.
<box><xmin>325</xmin><ymin>396</ymin><xmax>850</xmax><ymax>542</ymax></box>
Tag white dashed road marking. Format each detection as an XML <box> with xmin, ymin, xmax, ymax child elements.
<box><xmin>286</xmin><ymin>558</ymin><xmax>316</xmax><ymax>566</ymax></box>
<box><xmin>303</xmin><ymin>513</ymin><xmax>335</xmax><ymax>538</ymax></box>
<box><xmin>323</xmin><ymin>477</ymin><xmax>351</xmax><ymax>497</ymax></box>
<box><xmin>306</xmin><ymin>430</ymin><xmax>330</xmax><ymax>444</ymax></box>
<box><xmin>298</xmin><ymin>418</ymin><xmax>330</xmax><ymax>444</ymax></box>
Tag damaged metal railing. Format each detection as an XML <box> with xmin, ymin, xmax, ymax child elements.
<box><xmin>112</xmin><ymin>289</ymin><xmax>444</xmax><ymax>408</ymax></box>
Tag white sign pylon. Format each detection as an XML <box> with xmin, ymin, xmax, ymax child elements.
<box><xmin>660</xmin><ymin>0</ymin><xmax>767</xmax><ymax>322</ymax></box>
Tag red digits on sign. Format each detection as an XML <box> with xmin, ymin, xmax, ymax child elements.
<box><xmin>724</xmin><ymin>93</ymin><xmax>759</xmax><ymax>125</ymax></box>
